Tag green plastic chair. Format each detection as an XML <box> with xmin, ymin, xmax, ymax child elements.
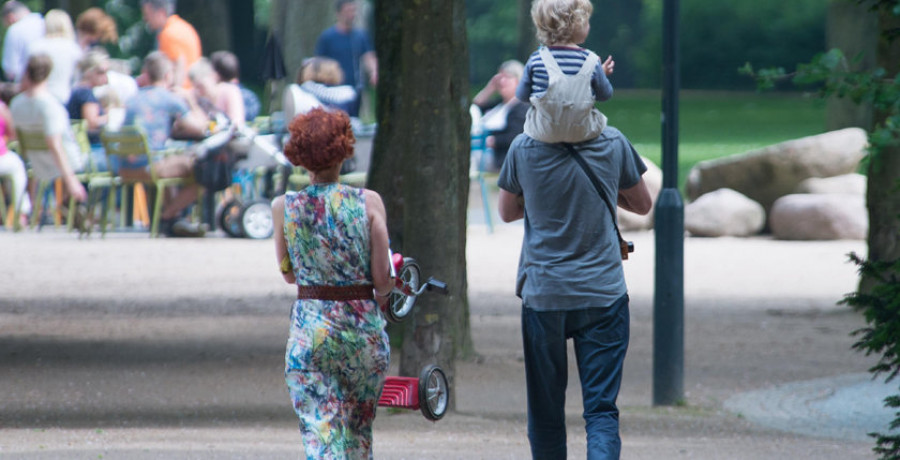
<box><xmin>100</xmin><ymin>126</ymin><xmax>196</xmax><ymax>237</ymax></box>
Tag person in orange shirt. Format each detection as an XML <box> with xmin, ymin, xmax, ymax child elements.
<box><xmin>140</xmin><ymin>0</ymin><xmax>201</xmax><ymax>89</ymax></box>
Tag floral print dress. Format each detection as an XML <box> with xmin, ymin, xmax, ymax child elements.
<box><xmin>283</xmin><ymin>183</ymin><xmax>390</xmax><ymax>460</ymax></box>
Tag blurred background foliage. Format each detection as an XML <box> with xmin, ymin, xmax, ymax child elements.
<box><xmin>466</xmin><ymin>0</ymin><xmax>826</xmax><ymax>90</ymax></box>
<box><xmin>10</xmin><ymin>0</ymin><xmax>826</xmax><ymax>91</ymax></box>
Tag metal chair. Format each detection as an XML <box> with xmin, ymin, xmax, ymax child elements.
<box><xmin>100</xmin><ymin>126</ymin><xmax>196</xmax><ymax>237</ymax></box>
<box><xmin>470</xmin><ymin>131</ymin><xmax>496</xmax><ymax>233</ymax></box>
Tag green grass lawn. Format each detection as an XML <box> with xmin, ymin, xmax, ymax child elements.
<box><xmin>602</xmin><ymin>90</ymin><xmax>827</xmax><ymax>188</ymax></box>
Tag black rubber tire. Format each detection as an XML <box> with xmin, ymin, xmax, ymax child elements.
<box><xmin>239</xmin><ymin>200</ymin><xmax>274</xmax><ymax>239</ymax></box>
<box><xmin>385</xmin><ymin>258</ymin><xmax>420</xmax><ymax>323</ymax></box>
<box><xmin>418</xmin><ymin>364</ymin><xmax>449</xmax><ymax>421</ymax></box>
<box><xmin>218</xmin><ymin>199</ymin><xmax>244</xmax><ymax>238</ymax></box>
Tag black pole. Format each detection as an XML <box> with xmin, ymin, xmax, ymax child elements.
<box><xmin>653</xmin><ymin>0</ymin><xmax>685</xmax><ymax>406</ymax></box>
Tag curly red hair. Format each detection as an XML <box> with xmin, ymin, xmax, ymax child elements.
<box><xmin>283</xmin><ymin>108</ymin><xmax>355</xmax><ymax>172</ymax></box>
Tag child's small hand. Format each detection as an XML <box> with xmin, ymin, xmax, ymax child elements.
<box><xmin>602</xmin><ymin>55</ymin><xmax>615</xmax><ymax>76</ymax></box>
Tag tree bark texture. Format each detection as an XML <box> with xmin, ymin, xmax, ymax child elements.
<box><xmin>270</xmin><ymin>0</ymin><xmax>334</xmax><ymax>87</ymax></box>
<box><xmin>516</xmin><ymin>0</ymin><xmax>537</xmax><ymax>63</ymax></box>
<box><xmin>826</xmin><ymin>0</ymin><xmax>877</xmax><ymax>131</ymax></box>
<box><xmin>867</xmin><ymin>5</ymin><xmax>900</xmax><ymax>267</ymax></box>
<box><xmin>370</xmin><ymin>0</ymin><xmax>473</xmax><ymax>400</ymax></box>
<box><xmin>179</xmin><ymin>0</ymin><xmax>231</xmax><ymax>54</ymax></box>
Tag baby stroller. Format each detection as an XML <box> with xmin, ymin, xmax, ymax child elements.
<box><xmin>211</xmin><ymin>118</ymin><xmax>375</xmax><ymax>239</ymax></box>
<box><xmin>198</xmin><ymin>122</ymin><xmax>289</xmax><ymax>239</ymax></box>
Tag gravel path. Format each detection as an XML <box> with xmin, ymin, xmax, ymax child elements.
<box><xmin>0</xmin><ymin>214</ymin><xmax>883</xmax><ymax>459</ymax></box>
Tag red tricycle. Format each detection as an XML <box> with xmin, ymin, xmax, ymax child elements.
<box><xmin>377</xmin><ymin>252</ymin><xmax>450</xmax><ymax>421</ymax></box>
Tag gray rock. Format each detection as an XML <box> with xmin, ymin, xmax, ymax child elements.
<box><xmin>795</xmin><ymin>173</ymin><xmax>867</xmax><ymax>196</ymax></box>
<box><xmin>619</xmin><ymin>155</ymin><xmax>662</xmax><ymax>231</ymax></box>
<box><xmin>769</xmin><ymin>194</ymin><xmax>868</xmax><ymax>240</ymax></box>
<box><xmin>685</xmin><ymin>188</ymin><xmax>766</xmax><ymax>237</ymax></box>
<box><xmin>686</xmin><ymin>128</ymin><xmax>868</xmax><ymax>211</ymax></box>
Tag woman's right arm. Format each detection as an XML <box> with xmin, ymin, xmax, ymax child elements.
<box><xmin>365</xmin><ymin>190</ymin><xmax>392</xmax><ymax>305</ymax></box>
<box><xmin>46</xmin><ymin>133</ymin><xmax>87</xmax><ymax>202</ymax></box>
<box><xmin>272</xmin><ymin>195</ymin><xmax>296</xmax><ymax>284</ymax></box>
<box><xmin>80</xmin><ymin>101</ymin><xmax>107</xmax><ymax>132</ymax></box>
<box><xmin>472</xmin><ymin>73</ymin><xmax>501</xmax><ymax>107</ymax></box>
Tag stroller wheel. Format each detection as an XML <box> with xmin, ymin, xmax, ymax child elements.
<box><xmin>240</xmin><ymin>200</ymin><xmax>273</xmax><ymax>239</ymax></box>
<box><xmin>418</xmin><ymin>365</ymin><xmax>449</xmax><ymax>421</ymax></box>
<box><xmin>219</xmin><ymin>199</ymin><xmax>244</xmax><ymax>238</ymax></box>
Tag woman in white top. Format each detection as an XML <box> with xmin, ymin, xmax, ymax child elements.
<box><xmin>27</xmin><ymin>9</ymin><xmax>82</xmax><ymax>104</ymax></box>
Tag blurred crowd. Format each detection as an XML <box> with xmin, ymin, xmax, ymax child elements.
<box><xmin>0</xmin><ymin>0</ymin><xmax>378</xmax><ymax>237</ymax></box>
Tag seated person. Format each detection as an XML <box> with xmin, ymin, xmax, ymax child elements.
<box><xmin>186</xmin><ymin>57</ymin><xmax>245</xmax><ymax>129</ymax></box>
<box><xmin>282</xmin><ymin>57</ymin><xmax>357</xmax><ymax>121</ymax></box>
<box><xmin>121</xmin><ymin>51</ymin><xmax>208</xmax><ymax>237</ymax></box>
<box><xmin>10</xmin><ymin>54</ymin><xmax>87</xmax><ymax>205</ymax></box>
<box><xmin>210</xmin><ymin>50</ymin><xmax>260</xmax><ymax>122</ymax></box>
<box><xmin>0</xmin><ymin>96</ymin><xmax>31</xmax><ymax>226</ymax></box>
<box><xmin>67</xmin><ymin>49</ymin><xmax>110</xmax><ymax>170</ymax></box>
<box><xmin>471</xmin><ymin>60</ymin><xmax>527</xmax><ymax>171</ymax></box>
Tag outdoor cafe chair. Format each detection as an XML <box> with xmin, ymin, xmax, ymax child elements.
<box><xmin>100</xmin><ymin>125</ymin><xmax>198</xmax><ymax>238</ymax></box>
<box><xmin>15</xmin><ymin>121</ymin><xmax>112</xmax><ymax>233</ymax></box>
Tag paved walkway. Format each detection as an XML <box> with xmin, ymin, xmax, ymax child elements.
<box><xmin>726</xmin><ymin>372</ymin><xmax>897</xmax><ymax>442</ymax></box>
<box><xmin>0</xmin><ymin>197</ymin><xmax>892</xmax><ymax>458</ymax></box>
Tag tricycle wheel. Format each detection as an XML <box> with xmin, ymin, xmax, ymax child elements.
<box><xmin>218</xmin><ymin>199</ymin><xmax>244</xmax><ymax>237</ymax></box>
<box><xmin>240</xmin><ymin>200</ymin><xmax>273</xmax><ymax>239</ymax></box>
<box><xmin>418</xmin><ymin>364</ymin><xmax>449</xmax><ymax>421</ymax></box>
<box><xmin>385</xmin><ymin>258</ymin><xmax>419</xmax><ymax>323</ymax></box>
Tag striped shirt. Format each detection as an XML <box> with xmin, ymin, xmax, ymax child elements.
<box><xmin>516</xmin><ymin>46</ymin><xmax>613</xmax><ymax>102</ymax></box>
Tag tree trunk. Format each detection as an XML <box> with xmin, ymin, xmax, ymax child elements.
<box><xmin>826</xmin><ymin>0</ymin><xmax>877</xmax><ymax>131</ymax></box>
<box><xmin>866</xmin><ymin>5</ymin><xmax>900</xmax><ymax>269</ymax></box>
<box><xmin>516</xmin><ymin>0</ymin><xmax>537</xmax><ymax>63</ymax></box>
<box><xmin>270</xmin><ymin>0</ymin><xmax>334</xmax><ymax>86</ymax></box>
<box><xmin>370</xmin><ymin>0</ymin><xmax>473</xmax><ymax>406</ymax></box>
<box><xmin>178</xmin><ymin>0</ymin><xmax>230</xmax><ymax>54</ymax></box>
<box><xmin>229</xmin><ymin>0</ymin><xmax>258</xmax><ymax>84</ymax></box>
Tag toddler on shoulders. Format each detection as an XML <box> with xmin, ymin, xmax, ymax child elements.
<box><xmin>518</xmin><ymin>0</ymin><xmax>615</xmax><ymax>144</ymax></box>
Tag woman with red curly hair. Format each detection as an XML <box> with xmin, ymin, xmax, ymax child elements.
<box><xmin>271</xmin><ymin>107</ymin><xmax>392</xmax><ymax>459</ymax></box>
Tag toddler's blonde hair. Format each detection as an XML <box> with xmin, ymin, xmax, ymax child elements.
<box><xmin>531</xmin><ymin>0</ymin><xmax>593</xmax><ymax>46</ymax></box>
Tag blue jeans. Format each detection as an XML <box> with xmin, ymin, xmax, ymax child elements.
<box><xmin>522</xmin><ymin>294</ymin><xmax>630</xmax><ymax>460</ymax></box>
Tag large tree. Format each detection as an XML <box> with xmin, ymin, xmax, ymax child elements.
<box><xmin>368</xmin><ymin>0</ymin><xmax>473</xmax><ymax>402</ymax></box>
<box><xmin>866</xmin><ymin>2</ymin><xmax>900</xmax><ymax>268</ymax></box>
<box><xmin>269</xmin><ymin>0</ymin><xmax>334</xmax><ymax>86</ymax></box>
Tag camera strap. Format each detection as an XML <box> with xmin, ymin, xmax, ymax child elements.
<box><xmin>562</xmin><ymin>142</ymin><xmax>627</xmax><ymax>249</ymax></box>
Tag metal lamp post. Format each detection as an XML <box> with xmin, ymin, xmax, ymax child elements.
<box><xmin>653</xmin><ymin>0</ymin><xmax>685</xmax><ymax>406</ymax></box>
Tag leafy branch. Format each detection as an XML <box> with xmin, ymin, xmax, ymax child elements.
<box><xmin>740</xmin><ymin>49</ymin><xmax>900</xmax><ymax>158</ymax></box>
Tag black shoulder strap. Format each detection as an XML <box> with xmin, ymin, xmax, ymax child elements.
<box><xmin>562</xmin><ymin>143</ymin><xmax>626</xmax><ymax>245</ymax></box>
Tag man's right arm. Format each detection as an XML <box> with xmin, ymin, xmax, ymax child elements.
<box><xmin>498</xmin><ymin>189</ymin><xmax>524</xmax><ymax>222</ymax></box>
<box><xmin>618</xmin><ymin>178</ymin><xmax>652</xmax><ymax>215</ymax></box>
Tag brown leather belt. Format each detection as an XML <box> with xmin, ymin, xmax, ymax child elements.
<box><xmin>297</xmin><ymin>284</ymin><xmax>375</xmax><ymax>301</ymax></box>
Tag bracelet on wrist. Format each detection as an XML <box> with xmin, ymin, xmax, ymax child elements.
<box><xmin>374</xmin><ymin>288</ymin><xmax>392</xmax><ymax>297</ymax></box>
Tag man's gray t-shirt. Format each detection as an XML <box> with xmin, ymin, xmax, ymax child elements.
<box><xmin>497</xmin><ymin>127</ymin><xmax>647</xmax><ymax>311</ymax></box>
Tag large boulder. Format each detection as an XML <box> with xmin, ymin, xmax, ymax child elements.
<box><xmin>769</xmin><ymin>194</ymin><xmax>867</xmax><ymax>240</ymax></box>
<box><xmin>619</xmin><ymin>155</ymin><xmax>662</xmax><ymax>231</ymax></box>
<box><xmin>686</xmin><ymin>128</ymin><xmax>868</xmax><ymax>212</ymax></box>
<box><xmin>685</xmin><ymin>188</ymin><xmax>766</xmax><ymax>237</ymax></box>
<box><xmin>795</xmin><ymin>173</ymin><xmax>867</xmax><ymax>196</ymax></box>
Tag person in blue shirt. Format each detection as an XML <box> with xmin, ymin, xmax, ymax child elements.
<box><xmin>314</xmin><ymin>0</ymin><xmax>377</xmax><ymax>117</ymax></box>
